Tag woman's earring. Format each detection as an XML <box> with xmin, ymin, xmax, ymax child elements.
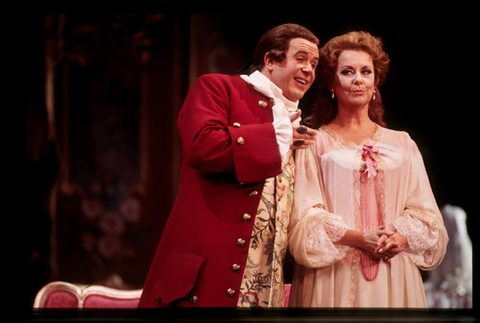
<box><xmin>331</xmin><ymin>90</ymin><xmax>335</xmax><ymax>99</ymax></box>
<box><xmin>373</xmin><ymin>90</ymin><xmax>377</xmax><ymax>101</ymax></box>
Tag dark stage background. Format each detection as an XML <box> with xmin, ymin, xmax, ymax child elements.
<box><xmin>27</xmin><ymin>12</ymin><xmax>475</xmax><ymax>310</ymax></box>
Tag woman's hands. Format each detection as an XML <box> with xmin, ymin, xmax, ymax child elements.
<box><xmin>375</xmin><ymin>232</ymin><xmax>408</xmax><ymax>260</ymax></box>
<box><xmin>359</xmin><ymin>226</ymin><xmax>393</xmax><ymax>259</ymax></box>
<box><xmin>360</xmin><ymin>226</ymin><xmax>408</xmax><ymax>260</ymax></box>
<box><xmin>336</xmin><ymin>226</ymin><xmax>408</xmax><ymax>261</ymax></box>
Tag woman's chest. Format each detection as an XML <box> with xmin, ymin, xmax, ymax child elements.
<box><xmin>320</xmin><ymin>143</ymin><xmax>407</xmax><ymax>173</ymax></box>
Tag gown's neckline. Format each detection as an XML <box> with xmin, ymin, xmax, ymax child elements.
<box><xmin>321</xmin><ymin>124</ymin><xmax>383</xmax><ymax>149</ymax></box>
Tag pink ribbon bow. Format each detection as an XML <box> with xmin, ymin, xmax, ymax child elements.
<box><xmin>362</xmin><ymin>145</ymin><xmax>378</xmax><ymax>178</ymax></box>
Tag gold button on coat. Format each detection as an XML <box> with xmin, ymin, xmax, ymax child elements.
<box><xmin>237</xmin><ymin>238</ymin><xmax>246</xmax><ymax>247</ymax></box>
<box><xmin>242</xmin><ymin>213</ymin><xmax>252</xmax><ymax>222</ymax></box>
<box><xmin>190</xmin><ymin>295</ymin><xmax>199</xmax><ymax>304</ymax></box>
<box><xmin>226</xmin><ymin>288</ymin><xmax>236</xmax><ymax>297</ymax></box>
<box><xmin>237</xmin><ymin>137</ymin><xmax>245</xmax><ymax>146</ymax></box>
<box><xmin>233</xmin><ymin>122</ymin><xmax>241</xmax><ymax>128</ymax></box>
<box><xmin>248</xmin><ymin>189</ymin><xmax>258</xmax><ymax>197</ymax></box>
<box><xmin>231</xmin><ymin>264</ymin><xmax>241</xmax><ymax>272</ymax></box>
<box><xmin>258</xmin><ymin>100</ymin><xmax>268</xmax><ymax>108</ymax></box>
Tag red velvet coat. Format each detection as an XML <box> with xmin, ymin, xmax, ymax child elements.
<box><xmin>138</xmin><ymin>74</ymin><xmax>283</xmax><ymax>307</ymax></box>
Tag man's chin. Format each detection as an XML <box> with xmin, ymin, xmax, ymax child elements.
<box><xmin>288</xmin><ymin>92</ymin><xmax>307</xmax><ymax>101</ymax></box>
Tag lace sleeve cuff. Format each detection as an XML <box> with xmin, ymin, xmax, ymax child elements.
<box><xmin>393</xmin><ymin>214</ymin><xmax>439</xmax><ymax>266</ymax></box>
<box><xmin>324</xmin><ymin>220</ymin><xmax>348</xmax><ymax>242</ymax></box>
<box><xmin>304</xmin><ymin>210</ymin><xmax>352</xmax><ymax>265</ymax></box>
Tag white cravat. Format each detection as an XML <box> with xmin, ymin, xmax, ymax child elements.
<box><xmin>240</xmin><ymin>71</ymin><xmax>299</xmax><ymax>162</ymax></box>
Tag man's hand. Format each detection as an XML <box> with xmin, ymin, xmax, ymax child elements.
<box><xmin>290</xmin><ymin>109</ymin><xmax>316</xmax><ymax>149</ymax></box>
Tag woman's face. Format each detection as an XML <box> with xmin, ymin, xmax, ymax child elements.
<box><xmin>332</xmin><ymin>50</ymin><xmax>375</xmax><ymax>109</ymax></box>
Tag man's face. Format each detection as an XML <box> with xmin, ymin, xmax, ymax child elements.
<box><xmin>264</xmin><ymin>38</ymin><xmax>319</xmax><ymax>101</ymax></box>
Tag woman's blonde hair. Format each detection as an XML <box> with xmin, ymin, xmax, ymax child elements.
<box><xmin>308</xmin><ymin>31</ymin><xmax>390</xmax><ymax>128</ymax></box>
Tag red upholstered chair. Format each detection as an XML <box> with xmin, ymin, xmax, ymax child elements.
<box><xmin>33</xmin><ymin>281</ymin><xmax>142</xmax><ymax>308</ymax></box>
<box><xmin>35</xmin><ymin>281</ymin><xmax>290</xmax><ymax>308</ymax></box>
<box><xmin>284</xmin><ymin>283</ymin><xmax>291</xmax><ymax>307</ymax></box>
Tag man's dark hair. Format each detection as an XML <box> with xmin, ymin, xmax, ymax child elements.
<box><xmin>245</xmin><ymin>23</ymin><xmax>319</xmax><ymax>74</ymax></box>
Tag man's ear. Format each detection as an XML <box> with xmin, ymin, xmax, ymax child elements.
<box><xmin>263</xmin><ymin>52</ymin><xmax>274</xmax><ymax>72</ymax></box>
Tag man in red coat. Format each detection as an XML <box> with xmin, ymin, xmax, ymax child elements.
<box><xmin>138</xmin><ymin>23</ymin><xmax>319</xmax><ymax>308</ymax></box>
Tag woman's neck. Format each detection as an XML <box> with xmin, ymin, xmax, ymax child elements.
<box><xmin>327</xmin><ymin>104</ymin><xmax>377</xmax><ymax>145</ymax></box>
<box><xmin>330</xmin><ymin>104</ymin><xmax>373</xmax><ymax>129</ymax></box>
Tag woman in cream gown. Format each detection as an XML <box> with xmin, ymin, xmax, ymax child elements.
<box><xmin>288</xmin><ymin>31</ymin><xmax>448</xmax><ymax>308</ymax></box>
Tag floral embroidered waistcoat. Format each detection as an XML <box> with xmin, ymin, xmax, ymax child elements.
<box><xmin>237</xmin><ymin>154</ymin><xmax>295</xmax><ymax>308</ymax></box>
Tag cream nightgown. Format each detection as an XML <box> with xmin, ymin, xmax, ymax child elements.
<box><xmin>288</xmin><ymin>125</ymin><xmax>448</xmax><ymax>308</ymax></box>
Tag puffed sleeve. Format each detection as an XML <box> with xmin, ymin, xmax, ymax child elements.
<box><xmin>178</xmin><ymin>74</ymin><xmax>282</xmax><ymax>184</ymax></box>
<box><xmin>288</xmin><ymin>143</ymin><xmax>352</xmax><ymax>268</ymax></box>
<box><xmin>392</xmin><ymin>138</ymin><xmax>448</xmax><ymax>270</ymax></box>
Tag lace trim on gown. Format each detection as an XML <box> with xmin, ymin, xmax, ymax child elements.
<box><xmin>321</xmin><ymin>124</ymin><xmax>383</xmax><ymax>149</ymax></box>
<box><xmin>319</xmin><ymin>124</ymin><xmax>385</xmax><ymax>306</ymax></box>
<box><xmin>393</xmin><ymin>214</ymin><xmax>439</xmax><ymax>266</ymax></box>
<box><xmin>304</xmin><ymin>210</ymin><xmax>352</xmax><ymax>266</ymax></box>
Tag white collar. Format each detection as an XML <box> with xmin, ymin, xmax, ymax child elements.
<box><xmin>240</xmin><ymin>70</ymin><xmax>298</xmax><ymax>112</ymax></box>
